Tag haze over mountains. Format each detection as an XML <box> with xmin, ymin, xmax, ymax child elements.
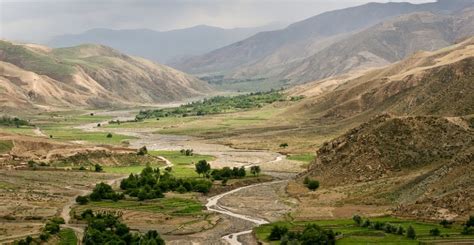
<box><xmin>172</xmin><ymin>0</ymin><xmax>474</xmax><ymax>88</ymax></box>
<box><xmin>47</xmin><ymin>24</ymin><xmax>283</xmax><ymax>63</ymax></box>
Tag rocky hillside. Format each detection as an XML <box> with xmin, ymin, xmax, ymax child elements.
<box><xmin>289</xmin><ymin>37</ymin><xmax>474</xmax><ymax>123</ymax></box>
<box><xmin>0</xmin><ymin>40</ymin><xmax>211</xmax><ymax>112</ymax></box>
<box><xmin>279</xmin><ymin>9</ymin><xmax>474</xmax><ymax>84</ymax></box>
<box><xmin>172</xmin><ymin>0</ymin><xmax>473</xmax><ymax>88</ymax></box>
<box><xmin>297</xmin><ymin>38</ymin><xmax>474</xmax><ymax>220</ymax></box>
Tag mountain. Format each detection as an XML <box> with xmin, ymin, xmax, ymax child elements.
<box><xmin>290</xmin><ymin>36</ymin><xmax>474</xmax><ymax>122</ymax></box>
<box><xmin>47</xmin><ymin>24</ymin><xmax>283</xmax><ymax>63</ymax></box>
<box><xmin>0</xmin><ymin>40</ymin><xmax>211</xmax><ymax>112</ymax></box>
<box><xmin>292</xmin><ymin>37</ymin><xmax>474</xmax><ymax>220</ymax></box>
<box><xmin>172</xmin><ymin>0</ymin><xmax>474</xmax><ymax>89</ymax></box>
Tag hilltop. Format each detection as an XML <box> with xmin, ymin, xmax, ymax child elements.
<box><xmin>0</xmin><ymin>41</ymin><xmax>211</xmax><ymax>112</ymax></box>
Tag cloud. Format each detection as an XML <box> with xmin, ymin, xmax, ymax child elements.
<box><xmin>0</xmin><ymin>0</ymin><xmax>436</xmax><ymax>43</ymax></box>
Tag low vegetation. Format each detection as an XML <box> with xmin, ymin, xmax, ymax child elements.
<box><xmin>136</xmin><ymin>90</ymin><xmax>285</xmax><ymax>119</ymax></box>
<box><xmin>255</xmin><ymin>216</ymin><xmax>474</xmax><ymax>244</ymax></box>
<box><xmin>81</xmin><ymin>210</ymin><xmax>165</xmax><ymax>244</ymax></box>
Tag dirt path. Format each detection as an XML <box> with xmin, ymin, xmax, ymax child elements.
<box><xmin>33</xmin><ymin>127</ymin><xmax>47</xmax><ymax>137</ymax></box>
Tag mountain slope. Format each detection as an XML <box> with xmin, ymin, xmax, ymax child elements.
<box><xmin>0</xmin><ymin>40</ymin><xmax>211</xmax><ymax>112</ymax></box>
<box><xmin>277</xmin><ymin>8</ymin><xmax>474</xmax><ymax>84</ymax></box>
<box><xmin>293</xmin><ymin>38</ymin><xmax>474</xmax><ymax>220</ymax></box>
<box><xmin>48</xmin><ymin>24</ymin><xmax>282</xmax><ymax>63</ymax></box>
<box><xmin>289</xmin><ymin>36</ymin><xmax>474</xmax><ymax>122</ymax></box>
<box><xmin>172</xmin><ymin>0</ymin><xmax>473</xmax><ymax>81</ymax></box>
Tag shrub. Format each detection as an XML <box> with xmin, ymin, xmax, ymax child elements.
<box><xmin>430</xmin><ymin>228</ymin><xmax>440</xmax><ymax>236</ymax></box>
<box><xmin>353</xmin><ymin>215</ymin><xmax>362</xmax><ymax>226</ymax></box>
<box><xmin>306</xmin><ymin>179</ymin><xmax>320</xmax><ymax>191</ymax></box>
<box><xmin>76</xmin><ymin>195</ymin><xmax>89</xmax><ymax>205</ymax></box>
<box><xmin>94</xmin><ymin>164</ymin><xmax>103</xmax><ymax>172</ymax></box>
<box><xmin>106</xmin><ymin>133</ymin><xmax>113</xmax><ymax>138</ymax></box>
<box><xmin>440</xmin><ymin>219</ymin><xmax>453</xmax><ymax>228</ymax></box>
<box><xmin>397</xmin><ymin>226</ymin><xmax>405</xmax><ymax>235</ymax></box>
<box><xmin>268</xmin><ymin>225</ymin><xmax>288</xmax><ymax>241</ymax></box>
<box><xmin>362</xmin><ymin>219</ymin><xmax>371</xmax><ymax>228</ymax></box>
<box><xmin>279</xmin><ymin>143</ymin><xmax>289</xmax><ymax>148</ymax></box>
<box><xmin>137</xmin><ymin>146</ymin><xmax>148</xmax><ymax>156</ymax></box>
<box><xmin>406</xmin><ymin>226</ymin><xmax>416</xmax><ymax>239</ymax></box>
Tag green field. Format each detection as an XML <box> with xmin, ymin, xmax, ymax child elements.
<box><xmin>150</xmin><ymin>151</ymin><xmax>215</xmax><ymax>178</ymax></box>
<box><xmin>254</xmin><ymin>217</ymin><xmax>474</xmax><ymax>244</ymax></box>
<box><xmin>103</xmin><ymin>163</ymin><xmax>163</xmax><ymax>174</ymax></box>
<box><xmin>58</xmin><ymin>228</ymin><xmax>78</xmax><ymax>245</ymax></box>
<box><xmin>0</xmin><ymin>140</ymin><xmax>13</xmax><ymax>154</ymax></box>
<box><xmin>81</xmin><ymin>198</ymin><xmax>203</xmax><ymax>216</ymax></box>
<box><xmin>287</xmin><ymin>153</ymin><xmax>315</xmax><ymax>166</ymax></box>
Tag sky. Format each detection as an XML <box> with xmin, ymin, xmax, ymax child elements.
<box><xmin>0</xmin><ymin>0</ymin><xmax>435</xmax><ymax>43</ymax></box>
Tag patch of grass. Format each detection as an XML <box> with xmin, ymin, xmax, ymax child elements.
<box><xmin>82</xmin><ymin>198</ymin><xmax>203</xmax><ymax>215</ymax></box>
<box><xmin>41</xmin><ymin>126</ymin><xmax>132</xmax><ymax>144</ymax></box>
<box><xmin>254</xmin><ymin>217</ymin><xmax>474</xmax><ymax>244</ymax></box>
<box><xmin>0</xmin><ymin>140</ymin><xmax>13</xmax><ymax>154</ymax></box>
<box><xmin>149</xmin><ymin>151</ymin><xmax>215</xmax><ymax>178</ymax></box>
<box><xmin>58</xmin><ymin>228</ymin><xmax>77</xmax><ymax>245</ymax></box>
<box><xmin>287</xmin><ymin>153</ymin><xmax>315</xmax><ymax>165</ymax></box>
<box><xmin>0</xmin><ymin>126</ymin><xmax>35</xmax><ymax>136</ymax></box>
<box><xmin>103</xmin><ymin>164</ymin><xmax>162</xmax><ymax>174</ymax></box>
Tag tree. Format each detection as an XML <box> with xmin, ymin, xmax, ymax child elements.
<box><xmin>94</xmin><ymin>164</ymin><xmax>103</xmax><ymax>172</ymax></box>
<box><xmin>106</xmin><ymin>133</ymin><xmax>113</xmax><ymax>138</ymax></box>
<box><xmin>353</xmin><ymin>215</ymin><xmax>362</xmax><ymax>226</ymax></box>
<box><xmin>268</xmin><ymin>225</ymin><xmax>288</xmax><ymax>241</ymax></box>
<box><xmin>429</xmin><ymin>228</ymin><xmax>440</xmax><ymax>236</ymax></box>
<box><xmin>440</xmin><ymin>219</ymin><xmax>453</xmax><ymax>228</ymax></box>
<box><xmin>306</xmin><ymin>180</ymin><xmax>320</xmax><ymax>191</ymax></box>
<box><xmin>397</xmin><ymin>226</ymin><xmax>405</xmax><ymax>235</ymax></box>
<box><xmin>76</xmin><ymin>195</ymin><xmax>89</xmax><ymax>205</ymax></box>
<box><xmin>137</xmin><ymin>146</ymin><xmax>148</xmax><ymax>156</ymax></box>
<box><xmin>195</xmin><ymin>160</ymin><xmax>211</xmax><ymax>177</ymax></box>
<box><xmin>250</xmin><ymin>166</ymin><xmax>261</xmax><ymax>176</ymax></box>
<box><xmin>280</xmin><ymin>143</ymin><xmax>289</xmax><ymax>148</ymax></box>
<box><xmin>406</xmin><ymin>226</ymin><xmax>416</xmax><ymax>239</ymax></box>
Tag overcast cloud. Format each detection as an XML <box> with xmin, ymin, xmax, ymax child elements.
<box><xmin>0</xmin><ymin>0</ymin><xmax>435</xmax><ymax>43</ymax></box>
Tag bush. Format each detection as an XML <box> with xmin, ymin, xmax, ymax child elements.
<box><xmin>268</xmin><ymin>225</ymin><xmax>288</xmax><ymax>241</ymax></box>
<box><xmin>76</xmin><ymin>195</ymin><xmax>89</xmax><ymax>205</ymax></box>
<box><xmin>94</xmin><ymin>164</ymin><xmax>103</xmax><ymax>172</ymax></box>
<box><xmin>306</xmin><ymin>179</ymin><xmax>320</xmax><ymax>191</ymax></box>
<box><xmin>89</xmin><ymin>182</ymin><xmax>123</xmax><ymax>202</ymax></box>
<box><xmin>406</xmin><ymin>226</ymin><xmax>416</xmax><ymax>239</ymax></box>
<box><xmin>440</xmin><ymin>219</ymin><xmax>454</xmax><ymax>228</ymax></box>
<box><xmin>430</xmin><ymin>228</ymin><xmax>441</xmax><ymax>236</ymax></box>
<box><xmin>137</xmin><ymin>146</ymin><xmax>148</xmax><ymax>155</ymax></box>
<box><xmin>353</xmin><ymin>215</ymin><xmax>362</xmax><ymax>226</ymax></box>
<box><xmin>44</xmin><ymin>221</ymin><xmax>60</xmax><ymax>234</ymax></box>
<box><xmin>362</xmin><ymin>219</ymin><xmax>371</xmax><ymax>228</ymax></box>
<box><xmin>397</xmin><ymin>226</ymin><xmax>405</xmax><ymax>235</ymax></box>
<box><xmin>106</xmin><ymin>133</ymin><xmax>113</xmax><ymax>138</ymax></box>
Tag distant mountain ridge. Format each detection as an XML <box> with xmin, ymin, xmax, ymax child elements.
<box><xmin>47</xmin><ymin>23</ymin><xmax>283</xmax><ymax>63</ymax></box>
<box><xmin>172</xmin><ymin>0</ymin><xmax>474</xmax><ymax>89</ymax></box>
<box><xmin>0</xmin><ymin>40</ymin><xmax>212</xmax><ymax>112</ymax></box>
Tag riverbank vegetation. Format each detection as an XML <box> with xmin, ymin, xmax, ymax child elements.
<box><xmin>136</xmin><ymin>90</ymin><xmax>285</xmax><ymax>119</ymax></box>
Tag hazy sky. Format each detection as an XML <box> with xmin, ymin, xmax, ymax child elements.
<box><xmin>1</xmin><ymin>0</ymin><xmax>435</xmax><ymax>43</ymax></box>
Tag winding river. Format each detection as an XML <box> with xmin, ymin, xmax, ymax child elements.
<box><xmin>74</xmin><ymin>111</ymin><xmax>300</xmax><ymax>244</ymax></box>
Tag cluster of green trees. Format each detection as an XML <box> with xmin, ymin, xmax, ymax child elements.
<box><xmin>76</xmin><ymin>182</ymin><xmax>124</xmax><ymax>204</ymax></box>
<box><xmin>15</xmin><ymin>217</ymin><xmax>65</xmax><ymax>244</ymax></box>
<box><xmin>0</xmin><ymin>116</ymin><xmax>29</xmax><ymax>128</ymax></box>
<box><xmin>462</xmin><ymin>215</ymin><xmax>474</xmax><ymax>235</ymax></box>
<box><xmin>353</xmin><ymin>215</ymin><xmax>415</xmax><ymax>239</ymax></box>
<box><xmin>120</xmin><ymin>166</ymin><xmax>212</xmax><ymax>200</ymax></box>
<box><xmin>268</xmin><ymin>224</ymin><xmax>336</xmax><ymax>244</ymax></box>
<box><xmin>136</xmin><ymin>90</ymin><xmax>285</xmax><ymax>119</ymax></box>
<box><xmin>80</xmin><ymin>210</ymin><xmax>165</xmax><ymax>245</ymax></box>
<box><xmin>180</xmin><ymin>149</ymin><xmax>194</xmax><ymax>156</ymax></box>
<box><xmin>210</xmin><ymin>166</ymin><xmax>246</xmax><ymax>180</ymax></box>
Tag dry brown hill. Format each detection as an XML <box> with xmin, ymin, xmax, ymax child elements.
<box><xmin>289</xmin><ymin>36</ymin><xmax>474</xmax><ymax>122</ymax></box>
<box><xmin>0</xmin><ymin>41</ymin><xmax>212</xmax><ymax>112</ymax></box>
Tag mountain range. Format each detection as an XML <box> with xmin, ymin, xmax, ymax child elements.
<box><xmin>172</xmin><ymin>0</ymin><xmax>474</xmax><ymax>89</ymax></box>
<box><xmin>47</xmin><ymin>24</ymin><xmax>283</xmax><ymax>63</ymax></box>
<box><xmin>0</xmin><ymin>40</ymin><xmax>211</xmax><ymax>112</ymax></box>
